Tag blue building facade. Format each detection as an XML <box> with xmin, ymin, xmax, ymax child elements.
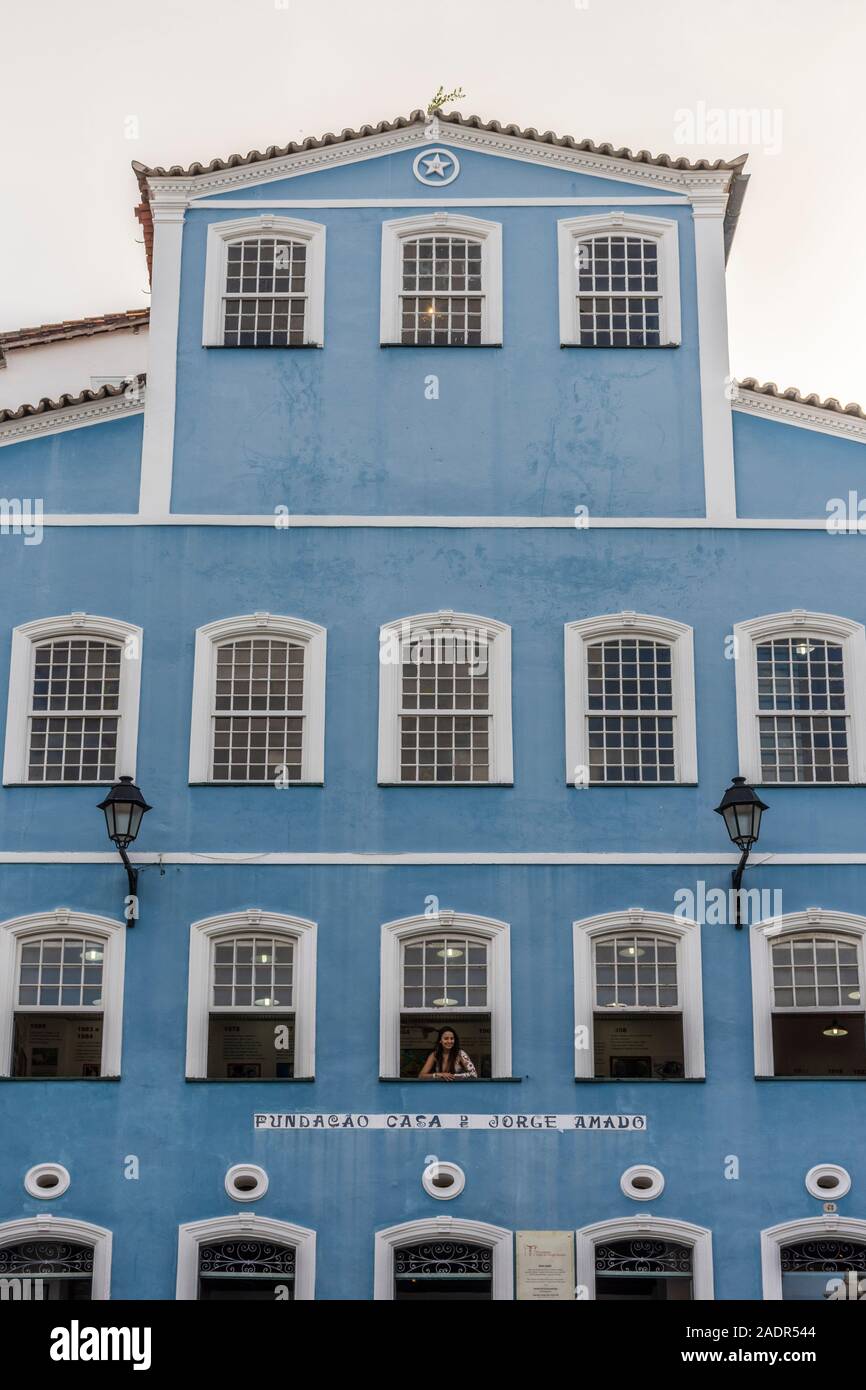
<box><xmin>1</xmin><ymin>110</ymin><xmax>866</xmax><ymax>1302</ymax></box>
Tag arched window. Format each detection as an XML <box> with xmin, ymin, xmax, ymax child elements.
<box><xmin>573</xmin><ymin>910</ymin><xmax>705</xmax><ymax>1079</ymax></box>
<box><xmin>564</xmin><ymin>613</ymin><xmax>697</xmax><ymax>786</ymax></box>
<box><xmin>380</xmin><ymin>214</ymin><xmax>503</xmax><ymax>346</ymax></box>
<box><xmin>761</xmin><ymin>1217</ymin><xmax>866</xmax><ymax>1300</ymax></box>
<box><xmin>185</xmin><ymin>910</ymin><xmax>317</xmax><ymax>1079</ymax></box>
<box><xmin>0</xmin><ymin>1217</ymin><xmax>112</xmax><ymax>1299</ymax></box>
<box><xmin>177</xmin><ymin>1216</ymin><xmax>316</xmax><ymax>1300</ymax></box>
<box><xmin>188</xmin><ymin>613</ymin><xmax>326</xmax><ymax>784</ymax></box>
<box><xmin>576</xmin><ymin>1217</ymin><xmax>713</xmax><ymax>1300</ymax></box>
<box><xmin>379</xmin><ymin>913</ymin><xmax>511</xmax><ymax>1078</ymax></box>
<box><xmin>557</xmin><ymin>213</ymin><xmax>681</xmax><ymax>347</ymax></box>
<box><xmin>377</xmin><ymin>610</ymin><xmax>512</xmax><ymax>785</ymax></box>
<box><xmin>0</xmin><ymin>910</ymin><xmax>126</xmax><ymax>1078</ymax></box>
<box><xmin>750</xmin><ymin>910</ymin><xmax>866</xmax><ymax>1078</ymax></box>
<box><xmin>202</xmin><ymin>215</ymin><xmax>326</xmax><ymax>347</ymax></box>
<box><xmin>374</xmin><ymin>1217</ymin><xmax>513</xmax><ymax>1300</ymax></box>
<box><xmin>733</xmin><ymin>611</ymin><xmax>866</xmax><ymax>784</ymax></box>
<box><xmin>3</xmin><ymin>613</ymin><xmax>143</xmax><ymax>785</ymax></box>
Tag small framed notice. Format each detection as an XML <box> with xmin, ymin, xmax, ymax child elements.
<box><xmin>516</xmin><ymin>1230</ymin><xmax>575</xmax><ymax>1300</ymax></box>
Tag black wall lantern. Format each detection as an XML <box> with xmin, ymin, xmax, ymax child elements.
<box><xmin>97</xmin><ymin>776</ymin><xmax>152</xmax><ymax>922</ymax></box>
<box><xmin>714</xmin><ymin>776</ymin><xmax>768</xmax><ymax>928</ymax></box>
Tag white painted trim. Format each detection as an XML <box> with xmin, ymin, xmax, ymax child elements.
<box><xmin>804</xmin><ymin>1164</ymin><xmax>851</xmax><ymax>1200</ymax></box>
<box><xmin>693</xmin><ymin>195</ymin><xmax>736</xmax><ymax>522</ymax></box>
<box><xmin>379</xmin><ymin>912</ymin><xmax>512</xmax><ymax>1077</ymax></box>
<box><xmin>733</xmin><ymin>610</ymin><xmax>866</xmax><ymax>784</ymax></box>
<box><xmin>760</xmin><ymin>1215</ymin><xmax>866</xmax><ymax>1300</ymax></box>
<box><xmin>557</xmin><ymin>212</ymin><xmax>681</xmax><ymax>346</ymax></box>
<box><xmin>176</xmin><ymin>1214</ymin><xmax>316</xmax><ymax>1300</ymax></box>
<box><xmin>749</xmin><ymin>908</ymin><xmax>866</xmax><ymax>1077</ymax></box>
<box><xmin>379</xmin><ymin>213</ymin><xmax>502</xmax><ymax>345</ymax></box>
<box><xmin>422</xmin><ymin>1159</ymin><xmax>466</xmax><ymax>1200</ymax></box>
<box><xmin>4</xmin><ymin>850</ymin><xmax>866</xmax><ymax>865</ymax></box>
<box><xmin>188</xmin><ymin>612</ymin><xmax>326</xmax><ymax>784</ymax></box>
<box><xmin>138</xmin><ymin>202</ymin><xmax>184</xmax><ymax>517</ymax></box>
<box><xmin>145</xmin><ymin>121</ymin><xmax>734</xmax><ymax>203</ymax></box>
<box><xmin>185</xmin><ymin>909</ymin><xmax>317</xmax><ymax>1078</ymax></box>
<box><xmin>0</xmin><ymin>393</ymin><xmax>144</xmax><ymax>448</ymax></box>
<box><xmin>573</xmin><ymin>909</ymin><xmax>705</xmax><ymax>1079</ymax></box>
<box><xmin>3</xmin><ymin>612</ymin><xmax>143</xmax><ymax>786</ymax></box>
<box><xmin>620</xmin><ymin>1165</ymin><xmax>665</xmax><ymax>1202</ymax></box>
<box><xmin>29</xmin><ymin>514</ymin><xmax>866</xmax><ymax>529</ymax></box>
<box><xmin>202</xmin><ymin>214</ymin><xmax>326</xmax><ymax>348</ymax></box>
<box><xmin>225</xmin><ymin>1163</ymin><xmax>269</xmax><ymax>1203</ymax></box>
<box><xmin>564</xmin><ymin>612</ymin><xmax>697</xmax><ymax>785</ymax></box>
<box><xmin>733</xmin><ymin>391</ymin><xmax>866</xmax><ymax>444</ymax></box>
<box><xmin>576</xmin><ymin>1216</ymin><xmax>713</xmax><ymax>1299</ymax></box>
<box><xmin>373</xmin><ymin>1215</ymin><xmax>513</xmax><ymax>1300</ymax></box>
<box><xmin>0</xmin><ymin>909</ymin><xmax>126</xmax><ymax>1078</ymax></box>
<box><xmin>377</xmin><ymin>610</ymin><xmax>512</xmax><ymax>784</ymax></box>
<box><xmin>0</xmin><ymin>1216</ymin><xmax>112</xmax><ymax>1298</ymax></box>
<box><xmin>24</xmin><ymin>1162</ymin><xmax>71</xmax><ymax>1200</ymax></box>
<box><xmin>191</xmin><ymin>197</ymin><xmax>691</xmax><ymax>209</ymax></box>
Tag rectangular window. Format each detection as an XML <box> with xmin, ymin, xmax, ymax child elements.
<box><xmin>399</xmin><ymin>936</ymin><xmax>490</xmax><ymax>1078</ymax></box>
<box><xmin>12</xmin><ymin>936</ymin><xmax>104</xmax><ymax>1078</ymax></box>
<box><xmin>586</xmin><ymin>638</ymin><xmax>675</xmax><ymax>783</ymax></box>
<box><xmin>207</xmin><ymin>936</ymin><xmax>295</xmax><ymax>1079</ymax></box>
<box><xmin>593</xmin><ymin>935</ymin><xmax>683</xmax><ymax>1079</ymax></box>
<box><xmin>400</xmin><ymin>630</ymin><xmax>490</xmax><ymax>782</ymax></box>
<box><xmin>770</xmin><ymin>935</ymin><xmax>866</xmax><ymax>1077</ymax></box>
<box><xmin>223</xmin><ymin>238</ymin><xmax>307</xmax><ymax>347</ymax></box>
<box><xmin>577</xmin><ymin>236</ymin><xmax>660</xmax><ymax>347</ymax></box>
<box><xmin>400</xmin><ymin>236</ymin><xmax>483</xmax><ymax>345</ymax></box>
<box><xmin>757</xmin><ymin>638</ymin><xmax>849</xmax><ymax>783</ymax></box>
<box><xmin>212</xmin><ymin>638</ymin><xmax>305</xmax><ymax>783</ymax></box>
<box><xmin>28</xmin><ymin>639</ymin><xmax>121</xmax><ymax>783</ymax></box>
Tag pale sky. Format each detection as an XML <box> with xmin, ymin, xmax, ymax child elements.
<box><xmin>1</xmin><ymin>0</ymin><xmax>863</xmax><ymax>403</ymax></box>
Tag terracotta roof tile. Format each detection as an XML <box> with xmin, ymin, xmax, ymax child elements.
<box><xmin>737</xmin><ymin>378</ymin><xmax>866</xmax><ymax>420</ymax></box>
<box><xmin>0</xmin><ymin>310</ymin><xmax>149</xmax><ymax>367</ymax></box>
<box><xmin>0</xmin><ymin>375</ymin><xmax>146</xmax><ymax>425</ymax></box>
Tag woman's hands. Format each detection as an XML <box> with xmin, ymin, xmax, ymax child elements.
<box><xmin>434</xmin><ymin>1072</ymin><xmax>455</xmax><ymax>1080</ymax></box>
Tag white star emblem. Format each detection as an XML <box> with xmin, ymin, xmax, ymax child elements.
<box><xmin>422</xmin><ymin>153</ymin><xmax>451</xmax><ymax>178</ymax></box>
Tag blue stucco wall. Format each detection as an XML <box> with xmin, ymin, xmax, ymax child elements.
<box><xmin>734</xmin><ymin>411</ymin><xmax>866</xmax><ymax>520</ymax></box>
<box><xmin>0</xmin><ymin>414</ymin><xmax>143</xmax><ymax>515</ymax></box>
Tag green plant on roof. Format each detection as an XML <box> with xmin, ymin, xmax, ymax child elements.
<box><xmin>426</xmin><ymin>86</ymin><xmax>466</xmax><ymax>116</ymax></box>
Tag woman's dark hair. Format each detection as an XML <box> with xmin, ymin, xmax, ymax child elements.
<box><xmin>433</xmin><ymin>1026</ymin><xmax>461</xmax><ymax>1073</ymax></box>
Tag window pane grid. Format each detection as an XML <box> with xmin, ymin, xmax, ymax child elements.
<box><xmin>402</xmin><ymin>936</ymin><xmax>488</xmax><ymax>1010</ymax></box>
<box><xmin>223</xmin><ymin>238</ymin><xmax>307</xmax><ymax>346</ymax></box>
<box><xmin>212</xmin><ymin>638</ymin><xmax>305</xmax><ymax>782</ymax></box>
<box><xmin>587</xmin><ymin>638</ymin><xmax>675</xmax><ymax>783</ymax></box>
<box><xmin>757</xmin><ymin>638</ymin><xmax>849</xmax><ymax>783</ymax></box>
<box><xmin>594</xmin><ymin>934</ymin><xmax>678</xmax><ymax>1009</ymax></box>
<box><xmin>771</xmin><ymin>935</ymin><xmax>861</xmax><ymax>1010</ymax></box>
<box><xmin>28</xmin><ymin>637</ymin><xmax>122</xmax><ymax>784</ymax></box>
<box><xmin>400</xmin><ymin>236</ymin><xmax>484</xmax><ymax>345</ymax></box>
<box><xmin>399</xmin><ymin>630</ymin><xmax>490</xmax><ymax>783</ymax></box>
<box><xmin>17</xmin><ymin>936</ymin><xmax>104</xmax><ymax>1008</ymax></box>
<box><xmin>212</xmin><ymin>935</ymin><xmax>294</xmax><ymax>1010</ymax></box>
<box><xmin>576</xmin><ymin>236</ymin><xmax>660</xmax><ymax>346</ymax></box>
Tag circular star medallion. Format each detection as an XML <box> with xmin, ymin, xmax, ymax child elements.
<box><xmin>412</xmin><ymin>147</ymin><xmax>461</xmax><ymax>187</ymax></box>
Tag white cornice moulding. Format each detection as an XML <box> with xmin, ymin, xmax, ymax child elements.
<box><xmin>733</xmin><ymin>390</ymin><xmax>866</xmax><ymax>444</ymax></box>
<box><xmin>145</xmin><ymin>123</ymin><xmax>736</xmax><ymax>204</ymax></box>
<box><xmin>28</xmin><ymin>514</ymin><xmax>866</xmax><ymax>529</ymax></box>
<box><xmin>5</xmin><ymin>851</ymin><xmax>866</xmax><ymax>865</ymax></box>
<box><xmin>0</xmin><ymin>392</ymin><xmax>145</xmax><ymax>447</ymax></box>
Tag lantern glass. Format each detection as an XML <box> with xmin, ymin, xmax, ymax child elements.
<box><xmin>97</xmin><ymin>776</ymin><xmax>151</xmax><ymax>849</ymax></box>
<box><xmin>715</xmin><ymin>777</ymin><xmax>768</xmax><ymax>851</ymax></box>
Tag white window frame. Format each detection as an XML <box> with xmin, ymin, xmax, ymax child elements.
<box><xmin>557</xmin><ymin>212</ymin><xmax>681</xmax><ymax>347</ymax></box>
<box><xmin>377</xmin><ymin>610</ymin><xmax>512</xmax><ymax>785</ymax></box>
<box><xmin>202</xmin><ymin>214</ymin><xmax>326</xmax><ymax>348</ymax></box>
<box><xmin>0</xmin><ymin>909</ymin><xmax>126</xmax><ymax>1079</ymax></box>
<box><xmin>185</xmin><ymin>909</ymin><xmax>317</xmax><ymax>1079</ymax></box>
<box><xmin>761</xmin><ymin>1215</ymin><xmax>866</xmax><ymax>1300</ymax></box>
<box><xmin>576</xmin><ymin>1216</ymin><xmax>713</xmax><ymax>1300</ymax></box>
<box><xmin>188</xmin><ymin>612</ymin><xmax>326</xmax><ymax>784</ymax></box>
<box><xmin>379</xmin><ymin>911</ymin><xmax>512</xmax><ymax>1078</ymax></box>
<box><xmin>0</xmin><ymin>1216</ymin><xmax>112</xmax><ymax>1299</ymax></box>
<box><xmin>750</xmin><ymin>908</ymin><xmax>866</xmax><ymax>1077</ymax></box>
<box><xmin>177</xmin><ymin>1214</ymin><xmax>316</xmax><ymax>1300</ymax></box>
<box><xmin>733</xmin><ymin>610</ymin><xmax>866</xmax><ymax>784</ymax></box>
<box><xmin>379</xmin><ymin>213</ymin><xmax>503</xmax><ymax>346</ymax></box>
<box><xmin>564</xmin><ymin>612</ymin><xmax>697</xmax><ymax>786</ymax></box>
<box><xmin>573</xmin><ymin>908</ymin><xmax>705</xmax><ymax>1079</ymax></box>
<box><xmin>3</xmin><ymin>613</ymin><xmax>143</xmax><ymax>786</ymax></box>
<box><xmin>374</xmin><ymin>1216</ymin><xmax>513</xmax><ymax>1300</ymax></box>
